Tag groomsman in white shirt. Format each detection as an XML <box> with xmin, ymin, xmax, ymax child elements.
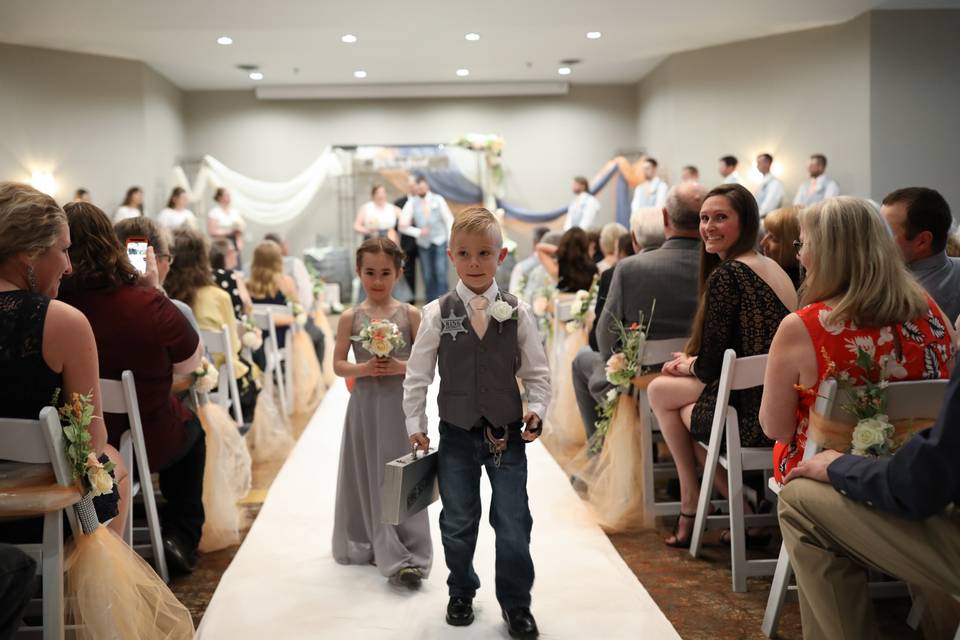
<box><xmin>793</xmin><ymin>154</ymin><xmax>840</xmax><ymax>206</ymax></box>
<box><xmin>718</xmin><ymin>155</ymin><xmax>741</xmax><ymax>184</ymax></box>
<box><xmin>754</xmin><ymin>153</ymin><xmax>785</xmax><ymax>218</ymax></box>
<box><xmin>680</xmin><ymin>165</ymin><xmax>700</xmax><ymax>183</ymax></box>
<box><xmin>563</xmin><ymin>176</ymin><xmax>600</xmax><ymax>230</ymax></box>
<box><xmin>630</xmin><ymin>157</ymin><xmax>669</xmax><ymax>212</ymax></box>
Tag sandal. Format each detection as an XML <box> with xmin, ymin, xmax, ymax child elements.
<box><xmin>665</xmin><ymin>512</ymin><xmax>697</xmax><ymax>548</ymax></box>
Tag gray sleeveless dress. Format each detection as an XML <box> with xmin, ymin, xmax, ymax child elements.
<box><xmin>332</xmin><ymin>306</ymin><xmax>433</xmax><ymax>577</ymax></box>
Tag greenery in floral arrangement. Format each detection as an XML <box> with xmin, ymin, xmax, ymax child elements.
<box><xmin>566</xmin><ymin>274</ymin><xmax>599</xmax><ymax>333</ymax></box>
<box><xmin>52</xmin><ymin>389</ymin><xmax>116</xmax><ymax>497</ymax></box>
<box><xmin>826</xmin><ymin>346</ymin><xmax>897</xmax><ymax>457</ymax></box>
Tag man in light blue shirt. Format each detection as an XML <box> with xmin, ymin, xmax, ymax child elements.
<box><xmin>793</xmin><ymin>154</ymin><xmax>840</xmax><ymax>206</ymax></box>
<box><xmin>754</xmin><ymin>153</ymin><xmax>784</xmax><ymax>218</ymax></box>
<box><xmin>630</xmin><ymin>157</ymin><xmax>669</xmax><ymax>211</ymax></box>
<box><xmin>718</xmin><ymin>155</ymin><xmax>741</xmax><ymax>184</ymax></box>
<box><xmin>400</xmin><ymin>176</ymin><xmax>454</xmax><ymax>302</ymax></box>
<box><xmin>564</xmin><ymin>176</ymin><xmax>601</xmax><ymax>230</ymax></box>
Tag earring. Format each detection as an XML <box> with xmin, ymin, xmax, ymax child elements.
<box><xmin>26</xmin><ymin>265</ymin><xmax>38</xmax><ymax>292</ymax></box>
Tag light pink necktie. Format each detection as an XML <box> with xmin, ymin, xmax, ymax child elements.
<box><xmin>470</xmin><ymin>296</ymin><xmax>489</xmax><ymax>339</ymax></box>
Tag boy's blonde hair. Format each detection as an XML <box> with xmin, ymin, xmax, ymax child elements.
<box><xmin>450</xmin><ymin>207</ymin><xmax>503</xmax><ymax>247</ymax></box>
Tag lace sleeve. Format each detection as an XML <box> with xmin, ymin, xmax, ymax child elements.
<box><xmin>693</xmin><ymin>264</ymin><xmax>740</xmax><ymax>383</ymax></box>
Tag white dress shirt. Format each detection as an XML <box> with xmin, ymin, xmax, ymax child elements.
<box><xmin>208</xmin><ymin>205</ymin><xmax>246</xmax><ymax>236</ymax></box>
<box><xmin>630</xmin><ymin>177</ymin><xmax>669</xmax><ymax>212</ymax></box>
<box><xmin>361</xmin><ymin>201</ymin><xmax>399</xmax><ymax>232</ymax></box>
<box><xmin>793</xmin><ymin>175</ymin><xmax>840</xmax><ymax>206</ymax></box>
<box><xmin>114</xmin><ymin>206</ymin><xmax>143</xmax><ymax>223</ymax></box>
<box><xmin>399</xmin><ymin>193</ymin><xmax>455</xmax><ymax>245</ymax></box>
<box><xmin>564</xmin><ymin>193</ymin><xmax>601</xmax><ymax>230</ymax></box>
<box><xmin>156</xmin><ymin>207</ymin><xmax>198</xmax><ymax>230</ymax></box>
<box><xmin>722</xmin><ymin>172</ymin><xmax>742</xmax><ymax>185</ymax></box>
<box><xmin>755</xmin><ymin>173</ymin><xmax>785</xmax><ymax>217</ymax></box>
<box><xmin>402</xmin><ymin>280</ymin><xmax>551</xmax><ymax>436</ymax></box>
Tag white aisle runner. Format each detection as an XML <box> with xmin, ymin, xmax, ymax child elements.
<box><xmin>198</xmin><ymin>380</ymin><xmax>679</xmax><ymax>639</ymax></box>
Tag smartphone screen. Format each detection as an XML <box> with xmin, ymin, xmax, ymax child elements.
<box><xmin>126</xmin><ymin>237</ymin><xmax>148</xmax><ymax>274</ymax></box>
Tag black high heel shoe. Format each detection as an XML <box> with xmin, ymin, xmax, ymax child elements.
<box><xmin>665</xmin><ymin>512</ymin><xmax>697</xmax><ymax>548</ymax></box>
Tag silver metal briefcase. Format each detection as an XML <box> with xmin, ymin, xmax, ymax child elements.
<box><xmin>381</xmin><ymin>448</ymin><xmax>439</xmax><ymax>525</ymax></box>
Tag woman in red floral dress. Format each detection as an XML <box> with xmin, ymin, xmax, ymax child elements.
<box><xmin>760</xmin><ymin>197</ymin><xmax>954</xmax><ymax>483</ymax></box>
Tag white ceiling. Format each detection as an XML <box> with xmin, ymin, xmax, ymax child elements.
<box><xmin>1</xmin><ymin>0</ymin><xmax>956</xmax><ymax>91</ymax></box>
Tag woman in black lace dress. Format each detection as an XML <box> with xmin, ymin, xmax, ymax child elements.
<box><xmin>0</xmin><ymin>182</ymin><xmax>128</xmax><ymax>537</ymax></box>
<box><xmin>647</xmin><ymin>184</ymin><xmax>798</xmax><ymax>547</ymax></box>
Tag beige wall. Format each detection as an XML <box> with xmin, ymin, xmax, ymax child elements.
<box><xmin>870</xmin><ymin>10</ymin><xmax>960</xmax><ymax>212</ymax></box>
<box><xmin>182</xmin><ymin>85</ymin><xmax>638</xmax><ymax>257</ymax></box>
<box><xmin>635</xmin><ymin>14</ymin><xmax>873</xmax><ymax>202</ymax></box>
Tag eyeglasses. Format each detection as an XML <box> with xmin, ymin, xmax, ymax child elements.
<box><xmin>157</xmin><ymin>253</ymin><xmax>175</xmax><ymax>265</ymax></box>
<box><xmin>792</xmin><ymin>240</ymin><xmax>803</xmax><ymax>252</ymax></box>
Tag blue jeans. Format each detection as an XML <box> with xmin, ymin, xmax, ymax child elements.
<box><xmin>421</xmin><ymin>242</ymin><xmax>448</xmax><ymax>303</ymax></box>
<box><xmin>437</xmin><ymin>421</ymin><xmax>534</xmax><ymax>609</ymax></box>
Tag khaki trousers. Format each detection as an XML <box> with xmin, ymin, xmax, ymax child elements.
<box><xmin>779</xmin><ymin>479</ymin><xmax>960</xmax><ymax>640</ymax></box>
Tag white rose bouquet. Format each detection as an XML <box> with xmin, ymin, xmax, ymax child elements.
<box><xmin>194</xmin><ymin>357</ymin><xmax>220</xmax><ymax>394</ymax></box>
<box><xmin>240</xmin><ymin>315</ymin><xmax>263</xmax><ymax>350</ymax></box>
<box><xmin>566</xmin><ymin>275</ymin><xmax>600</xmax><ymax>333</ymax></box>
<box><xmin>54</xmin><ymin>389</ymin><xmax>116</xmax><ymax>498</ymax></box>
<box><xmin>352</xmin><ymin>319</ymin><xmax>406</xmax><ymax>358</ymax></box>
<box><xmin>838</xmin><ymin>347</ymin><xmax>897</xmax><ymax>457</ymax></box>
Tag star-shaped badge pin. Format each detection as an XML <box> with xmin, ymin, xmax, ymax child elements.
<box><xmin>440</xmin><ymin>309</ymin><xmax>468</xmax><ymax>341</ymax></box>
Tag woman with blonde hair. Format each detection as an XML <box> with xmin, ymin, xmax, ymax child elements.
<box><xmin>760</xmin><ymin>197</ymin><xmax>954</xmax><ymax>484</ymax></box>
<box><xmin>248</xmin><ymin>240</ymin><xmax>299</xmax><ymax>345</ymax></box>
<box><xmin>597</xmin><ymin>222</ymin><xmax>628</xmax><ymax>273</ymax></box>
<box><xmin>760</xmin><ymin>206</ymin><xmax>802</xmax><ymax>289</ymax></box>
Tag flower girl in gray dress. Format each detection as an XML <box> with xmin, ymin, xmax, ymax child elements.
<box><xmin>332</xmin><ymin>237</ymin><xmax>432</xmax><ymax>587</ymax></box>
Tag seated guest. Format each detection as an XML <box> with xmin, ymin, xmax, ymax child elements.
<box><xmin>596</xmin><ymin>222</ymin><xmax>628</xmax><ymax>273</ymax></box>
<box><xmin>115</xmin><ymin>215</ymin><xmax>200</xmax><ymax>332</ymax></box>
<box><xmin>165</xmin><ymin>228</ymin><xmax>260</xmax><ymax>422</ymax></box>
<box><xmin>573</xmin><ymin>182</ymin><xmax>706</xmax><ymax>440</ymax></box>
<box><xmin>0</xmin><ymin>183</ymin><xmax>128</xmax><ymax>536</ymax></box>
<box><xmin>263</xmin><ymin>233</ymin><xmax>314</xmax><ymax>312</ymax></box>
<box><xmin>535</xmin><ymin>227</ymin><xmax>598</xmax><ymax>293</ymax></box>
<box><xmin>615</xmin><ymin>231</ymin><xmax>636</xmax><ymax>261</ymax></box>
<box><xmin>508</xmin><ymin>226</ymin><xmax>550</xmax><ymax>295</ymax></box>
<box><xmin>522</xmin><ymin>230</ymin><xmax>562</xmax><ymax>304</ymax></box>
<box><xmin>647</xmin><ymin>184</ymin><xmax>797</xmax><ymax>547</ymax></box>
<box><xmin>793</xmin><ymin>154</ymin><xmax>839</xmax><ymax>206</ymax></box>
<box><xmin>247</xmin><ymin>240</ymin><xmax>299</xmax><ymax>348</ymax></box>
<box><xmin>630</xmin><ymin>207</ymin><xmax>667</xmax><ymax>252</ymax></box>
<box><xmin>72</xmin><ymin>188</ymin><xmax>92</xmax><ymax>204</ymax></box>
<box><xmin>774</xmin><ymin>358</ymin><xmax>960</xmax><ymax>640</ymax></box>
<box><xmin>880</xmin><ymin>187</ymin><xmax>960</xmax><ymax>321</ymax></box>
<box><xmin>58</xmin><ymin>202</ymin><xmax>204</xmax><ymax>574</ymax></box>
<box><xmin>760</xmin><ymin>206</ymin><xmax>803</xmax><ymax>289</ymax></box>
<box><xmin>210</xmin><ymin>238</ymin><xmax>253</xmax><ymax>320</ymax></box>
<box><xmin>759</xmin><ymin>196</ymin><xmax>953</xmax><ymax>484</ymax></box>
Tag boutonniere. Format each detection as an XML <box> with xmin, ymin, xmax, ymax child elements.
<box><xmin>489</xmin><ymin>293</ymin><xmax>518</xmax><ymax>333</ymax></box>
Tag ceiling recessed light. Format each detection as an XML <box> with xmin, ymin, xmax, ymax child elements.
<box><xmin>558</xmin><ymin>66</ymin><xmax>572</xmax><ymax>76</ymax></box>
<box><xmin>217</xmin><ymin>36</ymin><xmax>233</xmax><ymax>45</ymax></box>
<box><xmin>465</xmin><ymin>32</ymin><xmax>480</xmax><ymax>41</ymax></box>
<box><xmin>586</xmin><ymin>31</ymin><xmax>602</xmax><ymax>40</ymax></box>
<box><xmin>353</xmin><ymin>70</ymin><xmax>367</xmax><ymax>79</ymax></box>
<box><xmin>341</xmin><ymin>34</ymin><xmax>357</xmax><ymax>44</ymax></box>
<box><xmin>456</xmin><ymin>68</ymin><xmax>470</xmax><ymax>77</ymax></box>
<box><xmin>249</xmin><ymin>71</ymin><xmax>264</xmax><ymax>80</ymax></box>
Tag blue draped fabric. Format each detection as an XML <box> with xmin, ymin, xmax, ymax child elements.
<box><xmin>418</xmin><ymin>161</ymin><xmax>632</xmax><ymax>226</ymax></box>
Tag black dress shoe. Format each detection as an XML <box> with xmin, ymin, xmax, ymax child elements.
<box><xmin>446</xmin><ymin>597</ymin><xmax>474</xmax><ymax>626</ymax></box>
<box><xmin>502</xmin><ymin>607</ymin><xmax>539</xmax><ymax>639</ymax></box>
<box><xmin>163</xmin><ymin>535</ymin><xmax>196</xmax><ymax>576</ymax></box>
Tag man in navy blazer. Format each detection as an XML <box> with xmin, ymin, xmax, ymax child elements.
<box><xmin>779</xmin><ymin>363</ymin><xmax>960</xmax><ymax>639</ymax></box>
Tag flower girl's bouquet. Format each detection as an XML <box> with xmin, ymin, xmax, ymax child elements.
<box><xmin>352</xmin><ymin>319</ymin><xmax>406</xmax><ymax>358</ymax></box>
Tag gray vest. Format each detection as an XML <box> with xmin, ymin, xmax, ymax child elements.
<box><xmin>411</xmin><ymin>195</ymin><xmax>448</xmax><ymax>249</ymax></box>
<box><xmin>437</xmin><ymin>291</ymin><xmax>523</xmax><ymax>430</ymax></box>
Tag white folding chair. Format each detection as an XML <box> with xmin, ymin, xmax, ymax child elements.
<box><xmin>632</xmin><ymin>337</ymin><xmax>692</xmax><ymax>518</ymax></box>
<box><xmin>689</xmin><ymin>349</ymin><xmax>779</xmax><ymax>593</ymax></box>
<box><xmin>2</xmin><ymin>406</ymin><xmax>79</xmax><ymax>640</ymax></box>
<box><xmin>199</xmin><ymin>324</ymin><xmax>244</xmax><ymax>425</ymax></box>
<box><xmin>103</xmin><ymin>370</ymin><xmax>169</xmax><ymax>584</ymax></box>
<box><xmin>252</xmin><ymin>304</ymin><xmax>291</xmax><ymax>416</ymax></box>
<box><xmin>761</xmin><ymin>377</ymin><xmax>949</xmax><ymax>637</ymax></box>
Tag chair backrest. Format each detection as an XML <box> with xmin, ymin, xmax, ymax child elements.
<box><xmin>0</xmin><ymin>406</ymin><xmax>79</xmax><ymax>534</ymax></box>
<box><xmin>805</xmin><ymin>377</ymin><xmax>949</xmax><ymax>460</ymax></box>
<box><xmin>641</xmin><ymin>337</ymin><xmax>689</xmax><ymax>367</ymax></box>
<box><xmin>199</xmin><ymin>324</ymin><xmax>230</xmax><ymax>356</ymax></box>
<box><xmin>555</xmin><ymin>297</ymin><xmax>575</xmax><ymax>323</ymax></box>
<box><xmin>703</xmin><ymin>350</ymin><xmax>769</xmax><ymax>454</ymax></box>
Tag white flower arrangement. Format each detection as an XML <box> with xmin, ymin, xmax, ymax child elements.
<box><xmin>240</xmin><ymin>315</ymin><xmax>263</xmax><ymax>350</ymax></box>
<box><xmin>489</xmin><ymin>299</ymin><xmax>516</xmax><ymax>323</ymax></box>
<box><xmin>352</xmin><ymin>319</ymin><xmax>405</xmax><ymax>358</ymax></box>
<box><xmin>194</xmin><ymin>357</ymin><xmax>220</xmax><ymax>394</ymax></box>
<box><xmin>53</xmin><ymin>389</ymin><xmax>116</xmax><ymax>498</ymax></box>
<box><xmin>289</xmin><ymin>301</ymin><xmax>308</xmax><ymax>327</ymax></box>
<box><xmin>851</xmin><ymin>415</ymin><xmax>895</xmax><ymax>456</ymax></box>
<box><xmin>532</xmin><ymin>295</ymin><xmax>549</xmax><ymax>317</ymax></box>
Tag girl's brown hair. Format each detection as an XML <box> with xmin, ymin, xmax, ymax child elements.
<box><xmin>247</xmin><ymin>240</ymin><xmax>284</xmax><ymax>298</ymax></box>
<box><xmin>685</xmin><ymin>183</ymin><xmax>760</xmax><ymax>354</ymax></box>
<box><xmin>167</xmin><ymin>186</ymin><xmax>186</xmax><ymax>209</ymax></box>
<box><xmin>356</xmin><ymin>236</ymin><xmax>405</xmax><ymax>272</ymax></box>
<box><xmin>62</xmin><ymin>202</ymin><xmax>139</xmax><ymax>291</ymax></box>
<box><xmin>164</xmin><ymin>227</ymin><xmax>214</xmax><ymax>307</ymax></box>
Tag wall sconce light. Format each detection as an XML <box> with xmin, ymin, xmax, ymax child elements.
<box><xmin>30</xmin><ymin>170</ymin><xmax>58</xmax><ymax>197</ymax></box>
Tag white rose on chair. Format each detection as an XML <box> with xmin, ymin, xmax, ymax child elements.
<box><xmin>570</xmin><ymin>289</ymin><xmax>590</xmax><ymax>316</ymax></box>
<box><xmin>194</xmin><ymin>357</ymin><xmax>219</xmax><ymax>394</ymax></box>
<box><xmin>289</xmin><ymin>301</ymin><xmax>308</xmax><ymax>327</ymax></box>
<box><xmin>241</xmin><ymin>329</ymin><xmax>263</xmax><ymax>350</ymax></box>
<box><xmin>489</xmin><ymin>299</ymin><xmax>516</xmax><ymax>324</ymax></box>
<box><xmin>532</xmin><ymin>295</ymin><xmax>548</xmax><ymax>317</ymax></box>
<box><xmin>851</xmin><ymin>415</ymin><xmax>894</xmax><ymax>456</ymax></box>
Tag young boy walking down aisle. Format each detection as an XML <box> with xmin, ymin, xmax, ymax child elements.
<box><xmin>403</xmin><ymin>207</ymin><xmax>551</xmax><ymax>639</ymax></box>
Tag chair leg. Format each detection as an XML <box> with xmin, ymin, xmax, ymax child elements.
<box><xmin>726</xmin><ymin>420</ymin><xmax>748</xmax><ymax>593</ymax></box>
<box><xmin>906</xmin><ymin>586</ymin><xmax>925</xmax><ymax>630</ymax></box>
<box><xmin>132</xmin><ymin>442</ymin><xmax>169</xmax><ymax>584</ymax></box>
<box><xmin>761</xmin><ymin>543</ymin><xmax>794</xmax><ymax>638</ymax></box>
<box><xmin>120</xmin><ymin>432</ymin><xmax>134</xmax><ymax>548</ymax></box>
<box><xmin>690</xmin><ymin>425</ymin><xmax>723</xmax><ymax>558</ymax></box>
<box><xmin>640</xmin><ymin>395</ymin><xmax>656</xmax><ymax>520</ymax></box>
<box><xmin>42</xmin><ymin>511</ymin><xmax>64</xmax><ymax>640</ymax></box>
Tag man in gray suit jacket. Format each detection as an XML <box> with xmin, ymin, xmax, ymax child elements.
<box><xmin>572</xmin><ymin>182</ymin><xmax>705</xmax><ymax>441</ymax></box>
